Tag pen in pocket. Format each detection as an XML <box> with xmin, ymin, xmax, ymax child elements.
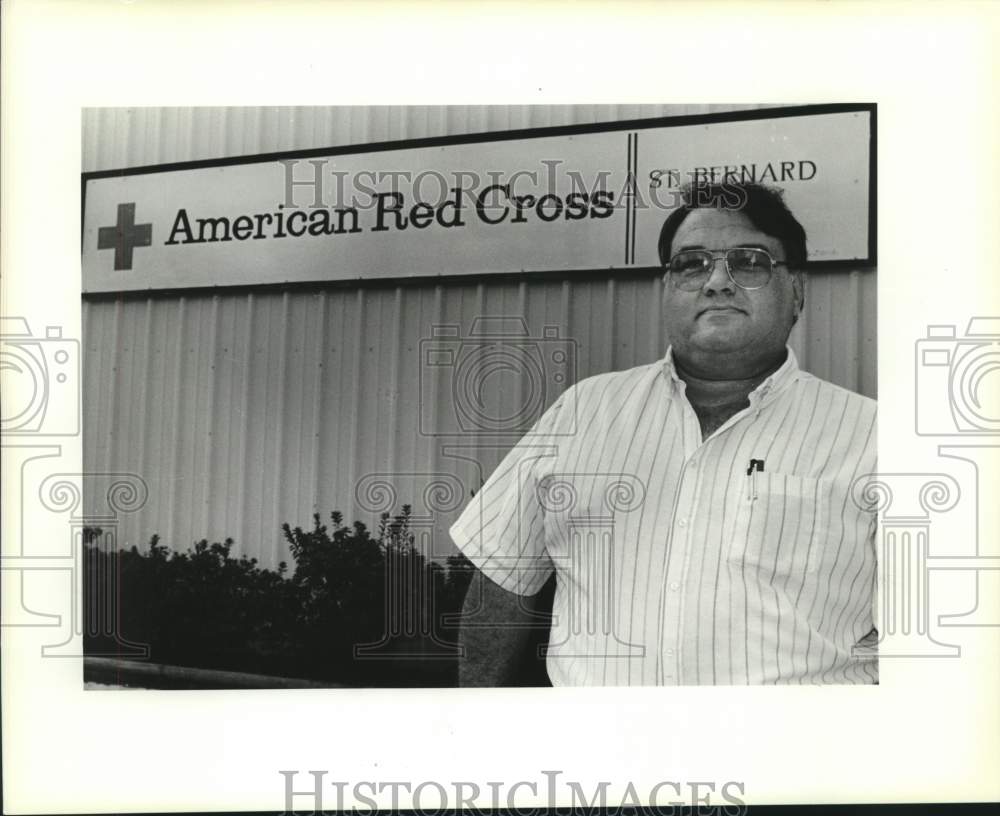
<box><xmin>746</xmin><ymin>458</ymin><xmax>765</xmax><ymax>501</ymax></box>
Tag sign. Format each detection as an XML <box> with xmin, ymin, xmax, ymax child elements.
<box><xmin>81</xmin><ymin>105</ymin><xmax>874</xmax><ymax>294</ymax></box>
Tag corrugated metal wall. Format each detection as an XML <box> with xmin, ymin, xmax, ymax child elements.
<box><xmin>82</xmin><ymin>106</ymin><xmax>877</xmax><ymax>569</ymax></box>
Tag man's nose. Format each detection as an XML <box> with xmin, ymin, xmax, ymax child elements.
<box><xmin>703</xmin><ymin>256</ymin><xmax>734</xmax><ymax>293</ymax></box>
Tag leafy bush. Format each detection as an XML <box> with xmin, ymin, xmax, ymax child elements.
<box><xmin>280</xmin><ymin>505</ymin><xmax>460</xmax><ymax>684</ymax></box>
<box><xmin>85</xmin><ymin>534</ymin><xmax>301</xmax><ymax>676</ymax></box>
<box><xmin>84</xmin><ymin>506</ymin><xmax>479</xmax><ymax>686</ymax></box>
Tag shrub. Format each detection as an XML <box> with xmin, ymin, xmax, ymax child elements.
<box><xmin>85</xmin><ymin>534</ymin><xmax>301</xmax><ymax>676</ymax></box>
<box><xmin>84</xmin><ymin>506</ymin><xmax>480</xmax><ymax>686</ymax></box>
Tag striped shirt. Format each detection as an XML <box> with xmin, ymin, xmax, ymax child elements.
<box><xmin>450</xmin><ymin>346</ymin><xmax>878</xmax><ymax>685</ymax></box>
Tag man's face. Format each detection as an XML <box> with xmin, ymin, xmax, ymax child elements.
<box><xmin>663</xmin><ymin>207</ymin><xmax>802</xmax><ymax>367</ymax></box>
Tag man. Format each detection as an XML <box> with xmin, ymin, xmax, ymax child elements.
<box><xmin>449</xmin><ymin>182</ymin><xmax>877</xmax><ymax>686</ymax></box>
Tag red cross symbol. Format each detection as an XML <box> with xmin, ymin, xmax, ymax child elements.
<box><xmin>97</xmin><ymin>203</ymin><xmax>152</xmax><ymax>271</ymax></box>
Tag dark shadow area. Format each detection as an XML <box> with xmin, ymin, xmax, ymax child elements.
<box><xmin>83</xmin><ymin>510</ymin><xmax>556</xmax><ymax>689</ymax></box>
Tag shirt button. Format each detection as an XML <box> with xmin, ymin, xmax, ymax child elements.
<box><xmin>689</xmin><ymin>457</ymin><xmax>698</xmax><ymax>468</ymax></box>
<box><xmin>666</xmin><ymin>648</ymin><xmax>675</xmax><ymax>656</ymax></box>
<box><xmin>678</xmin><ymin>518</ymin><xmax>687</xmax><ymax>528</ymax></box>
<box><xmin>670</xmin><ymin>582</ymin><xmax>680</xmax><ymax>591</ymax></box>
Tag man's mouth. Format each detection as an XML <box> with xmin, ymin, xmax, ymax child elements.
<box><xmin>697</xmin><ymin>305</ymin><xmax>746</xmax><ymax>317</ymax></box>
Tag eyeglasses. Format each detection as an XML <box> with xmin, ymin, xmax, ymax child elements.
<box><xmin>665</xmin><ymin>247</ymin><xmax>789</xmax><ymax>291</ymax></box>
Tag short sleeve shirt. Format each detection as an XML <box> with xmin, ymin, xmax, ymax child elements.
<box><xmin>449</xmin><ymin>347</ymin><xmax>878</xmax><ymax>685</ymax></box>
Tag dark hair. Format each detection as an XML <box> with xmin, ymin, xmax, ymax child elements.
<box><xmin>656</xmin><ymin>182</ymin><xmax>808</xmax><ymax>268</ymax></box>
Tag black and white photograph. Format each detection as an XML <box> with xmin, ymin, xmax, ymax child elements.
<box><xmin>79</xmin><ymin>103</ymin><xmax>878</xmax><ymax>689</ymax></box>
<box><xmin>3</xmin><ymin>1</ymin><xmax>999</xmax><ymax>813</ymax></box>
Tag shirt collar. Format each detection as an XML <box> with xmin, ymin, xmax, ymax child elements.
<box><xmin>662</xmin><ymin>345</ymin><xmax>800</xmax><ymax>403</ymax></box>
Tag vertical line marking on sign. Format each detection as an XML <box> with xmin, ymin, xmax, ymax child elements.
<box><xmin>625</xmin><ymin>133</ymin><xmax>633</xmax><ymax>265</ymax></box>
<box><xmin>630</xmin><ymin>132</ymin><xmax>639</xmax><ymax>265</ymax></box>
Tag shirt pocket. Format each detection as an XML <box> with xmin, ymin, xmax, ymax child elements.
<box><xmin>728</xmin><ymin>471</ymin><xmax>828</xmax><ymax>579</ymax></box>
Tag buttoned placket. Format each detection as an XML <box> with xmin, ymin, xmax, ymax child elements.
<box><xmin>657</xmin><ymin>358</ymin><xmax>787</xmax><ymax>684</ymax></box>
<box><xmin>658</xmin><ymin>376</ymin><xmax>704</xmax><ymax>684</ymax></box>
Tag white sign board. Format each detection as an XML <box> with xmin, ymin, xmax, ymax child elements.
<box><xmin>82</xmin><ymin>105</ymin><xmax>874</xmax><ymax>294</ymax></box>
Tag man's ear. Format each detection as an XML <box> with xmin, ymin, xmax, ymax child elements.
<box><xmin>791</xmin><ymin>271</ymin><xmax>805</xmax><ymax>323</ymax></box>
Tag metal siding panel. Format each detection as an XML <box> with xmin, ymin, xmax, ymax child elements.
<box><xmin>211</xmin><ymin>295</ymin><xmax>235</xmax><ymax>537</ymax></box>
<box><xmin>174</xmin><ymin>299</ymin><xmax>197</xmax><ymax>546</ymax></box>
<box><xmin>264</xmin><ymin>293</ymin><xmax>289</xmax><ymax>561</ymax></box>
<box><xmin>82</xmin><ymin>104</ymin><xmax>783</xmax><ymax>172</ymax></box>
<box><xmin>315</xmin><ymin>293</ymin><xmax>342</xmax><ymax>517</ymax></box>
<box><xmin>234</xmin><ymin>294</ymin><xmax>256</xmax><ymax>552</ymax></box>
<box><xmin>182</xmin><ymin>297</ymin><xmax>208</xmax><ymax>548</ymax></box>
<box><xmin>244</xmin><ymin>293</ymin><xmax>270</xmax><ymax>560</ymax></box>
<box><xmin>309</xmin><ymin>292</ymin><xmax>329</xmax><ymax>513</ymax></box>
<box><xmin>134</xmin><ymin>300</ymin><xmax>167</xmax><ymax>549</ymax></box>
<box><xmin>317</xmin><ymin>292</ymin><xmax>342</xmax><ymax>519</ymax></box>
<box><xmin>347</xmin><ymin>288</ymin><xmax>368</xmax><ymax>534</ymax></box>
<box><xmin>114</xmin><ymin>301</ymin><xmax>143</xmax><ymax>534</ymax></box>
<box><xmin>789</xmin><ymin>277</ymin><xmax>809</xmax><ymax>372</ymax></box>
<box><xmin>271</xmin><ymin>293</ymin><xmax>292</xmax><ymax>560</ymax></box>
<box><xmin>124</xmin><ymin>301</ymin><xmax>149</xmax><ymax>549</ymax></box>
<box><xmin>618</xmin><ymin>278</ymin><xmax>643</xmax><ymax>370</ymax></box>
<box><xmin>389</xmin><ymin>288</ymin><xmax>409</xmax><ymax>483</ymax></box>
<box><xmin>226</xmin><ymin>295</ymin><xmax>252</xmax><ymax>537</ymax></box>
<box><xmin>80</xmin><ymin>299</ymin><xmax>99</xmax><ymax>517</ymax></box>
<box><xmin>113</xmin><ymin>301</ymin><xmax>137</xmax><ymax>488</ymax></box>
<box><xmin>859</xmin><ymin>269</ymin><xmax>878</xmax><ymax>398</ymax></box>
<box><xmin>242</xmin><ymin>294</ymin><xmax>267</xmax><ymax>558</ymax></box>
<box><xmin>290</xmin><ymin>292</ymin><xmax>318</xmax><ymax>527</ymax></box>
<box><xmin>201</xmin><ymin>296</ymin><xmax>222</xmax><ymax>540</ymax></box>
<box><xmin>167</xmin><ymin>298</ymin><xmax>187</xmax><ymax>548</ymax></box>
<box><xmin>81</xmin><ymin>110</ymin><xmax>100</xmax><ymax>177</ymax></box>
<box><xmin>125</xmin><ymin>299</ymin><xmax>152</xmax><ymax>550</ymax></box>
<box><xmin>183</xmin><ymin>298</ymin><xmax>206</xmax><ymax>544</ymax></box>
<box><xmin>90</xmin><ymin>300</ymin><xmax>111</xmax><ymax>484</ymax></box>
<box><xmin>604</xmin><ymin>278</ymin><xmax>619</xmax><ymax>371</ymax></box>
<box><xmin>373</xmin><ymin>288</ymin><xmax>397</xmax><ymax>489</ymax></box>
<box><xmin>383</xmin><ymin>287</ymin><xmax>405</xmax><ymax>508</ymax></box>
<box><xmin>203</xmin><ymin>298</ymin><xmax>226</xmax><ymax>540</ymax></box>
<box><xmin>812</xmin><ymin>271</ymin><xmax>835</xmax><ymax>387</ymax></box>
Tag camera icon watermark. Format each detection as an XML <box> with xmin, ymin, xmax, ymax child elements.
<box><xmin>0</xmin><ymin>317</ymin><xmax>80</xmax><ymax>436</ymax></box>
<box><xmin>915</xmin><ymin>317</ymin><xmax>1000</xmax><ymax>436</ymax></box>
<box><xmin>913</xmin><ymin>316</ymin><xmax>1000</xmax><ymax>630</ymax></box>
<box><xmin>419</xmin><ymin>316</ymin><xmax>577</xmax><ymax>437</ymax></box>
